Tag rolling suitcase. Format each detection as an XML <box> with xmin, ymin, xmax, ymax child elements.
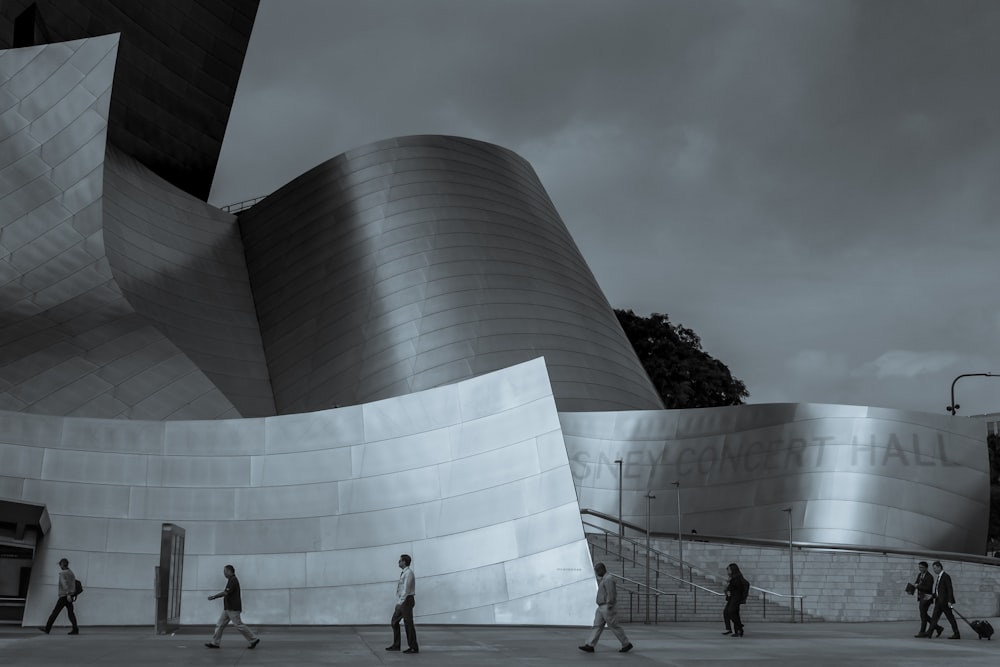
<box><xmin>952</xmin><ymin>608</ymin><xmax>994</xmax><ymax>640</ymax></box>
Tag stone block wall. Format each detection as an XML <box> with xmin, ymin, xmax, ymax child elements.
<box><xmin>655</xmin><ymin>537</ymin><xmax>1000</xmax><ymax>622</ymax></box>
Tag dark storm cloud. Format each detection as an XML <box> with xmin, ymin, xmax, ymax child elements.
<box><xmin>212</xmin><ymin>0</ymin><xmax>1000</xmax><ymax>416</ymax></box>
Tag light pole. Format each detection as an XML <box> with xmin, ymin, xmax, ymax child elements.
<box><xmin>782</xmin><ymin>507</ymin><xmax>794</xmax><ymax>622</ymax></box>
<box><xmin>645</xmin><ymin>491</ymin><xmax>655</xmax><ymax>623</ymax></box>
<box><xmin>946</xmin><ymin>372</ymin><xmax>998</xmax><ymax>414</ymax></box>
<box><xmin>615</xmin><ymin>458</ymin><xmax>623</xmax><ymax>553</ymax></box>
<box><xmin>672</xmin><ymin>481</ymin><xmax>683</xmax><ymax>583</ymax></box>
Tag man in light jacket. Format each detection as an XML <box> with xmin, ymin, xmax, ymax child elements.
<box><xmin>39</xmin><ymin>558</ymin><xmax>79</xmax><ymax>635</ymax></box>
<box><xmin>578</xmin><ymin>562</ymin><xmax>633</xmax><ymax>653</ymax></box>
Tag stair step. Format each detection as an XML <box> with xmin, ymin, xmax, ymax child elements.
<box><xmin>586</xmin><ymin>534</ymin><xmax>814</xmax><ymax>623</ymax></box>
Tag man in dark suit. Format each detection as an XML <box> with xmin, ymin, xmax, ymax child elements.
<box><xmin>926</xmin><ymin>561</ymin><xmax>960</xmax><ymax>639</ymax></box>
<box><xmin>913</xmin><ymin>561</ymin><xmax>935</xmax><ymax>637</ymax></box>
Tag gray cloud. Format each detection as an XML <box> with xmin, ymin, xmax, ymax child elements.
<box><xmin>212</xmin><ymin>0</ymin><xmax>1000</xmax><ymax>416</ymax></box>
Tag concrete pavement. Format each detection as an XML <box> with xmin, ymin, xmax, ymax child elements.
<box><xmin>1</xmin><ymin>620</ymin><xmax>997</xmax><ymax>666</ymax></box>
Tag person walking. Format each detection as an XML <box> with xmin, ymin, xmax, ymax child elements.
<box><xmin>722</xmin><ymin>563</ymin><xmax>749</xmax><ymax>637</ymax></box>
<box><xmin>204</xmin><ymin>564</ymin><xmax>260</xmax><ymax>650</ymax></box>
<box><xmin>578</xmin><ymin>562</ymin><xmax>633</xmax><ymax>653</ymax></box>
<box><xmin>912</xmin><ymin>561</ymin><xmax>935</xmax><ymax>637</ymax></box>
<box><xmin>925</xmin><ymin>561</ymin><xmax>960</xmax><ymax>639</ymax></box>
<box><xmin>386</xmin><ymin>554</ymin><xmax>418</xmax><ymax>654</ymax></box>
<box><xmin>39</xmin><ymin>558</ymin><xmax>79</xmax><ymax>635</ymax></box>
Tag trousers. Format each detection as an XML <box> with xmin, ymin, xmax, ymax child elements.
<box><xmin>211</xmin><ymin>609</ymin><xmax>257</xmax><ymax>644</ymax></box>
<box><xmin>45</xmin><ymin>596</ymin><xmax>78</xmax><ymax>631</ymax></box>
<box><xmin>586</xmin><ymin>604</ymin><xmax>630</xmax><ymax>647</ymax></box>
<box><xmin>390</xmin><ymin>595</ymin><xmax>418</xmax><ymax>649</ymax></box>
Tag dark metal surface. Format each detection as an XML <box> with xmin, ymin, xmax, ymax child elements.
<box><xmin>0</xmin><ymin>0</ymin><xmax>259</xmax><ymax>201</ymax></box>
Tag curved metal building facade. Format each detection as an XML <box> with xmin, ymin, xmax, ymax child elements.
<box><xmin>0</xmin><ymin>15</ymin><xmax>993</xmax><ymax>629</ymax></box>
<box><xmin>8</xmin><ymin>360</ymin><xmax>594</xmax><ymax>627</ymax></box>
<box><xmin>563</xmin><ymin>404</ymin><xmax>989</xmax><ymax>553</ymax></box>
<box><xmin>239</xmin><ymin>135</ymin><xmax>664</xmax><ymax>414</ymax></box>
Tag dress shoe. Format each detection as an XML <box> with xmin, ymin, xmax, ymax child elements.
<box><xmin>934</xmin><ymin>625</ymin><xmax>944</xmax><ymax>637</ymax></box>
<box><xmin>578</xmin><ymin>644</ymin><xmax>595</xmax><ymax>652</ymax></box>
<box><xmin>721</xmin><ymin>630</ymin><xmax>732</xmax><ymax>635</ymax></box>
<box><xmin>385</xmin><ymin>646</ymin><xmax>401</xmax><ymax>651</ymax></box>
<box><xmin>249</xmin><ymin>638</ymin><xmax>260</xmax><ymax>649</ymax></box>
<box><xmin>403</xmin><ymin>647</ymin><xmax>419</xmax><ymax>653</ymax></box>
<box><xmin>67</xmin><ymin>629</ymin><xmax>79</xmax><ymax>635</ymax></box>
<box><xmin>619</xmin><ymin>643</ymin><xmax>633</xmax><ymax>653</ymax></box>
<box><xmin>205</xmin><ymin>643</ymin><xmax>220</xmax><ymax>649</ymax></box>
<box><xmin>914</xmin><ymin>632</ymin><xmax>927</xmax><ymax>638</ymax></box>
<box><xmin>735</xmin><ymin>628</ymin><xmax>744</xmax><ymax>637</ymax></box>
<box><xmin>38</xmin><ymin>627</ymin><xmax>49</xmax><ymax>634</ymax></box>
<box><xmin>948</xmin><ymin>634</ymin><xmax>961</xmax><ymax>640</ymax></box>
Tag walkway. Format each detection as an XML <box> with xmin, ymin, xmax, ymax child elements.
<box><xmin>1</xmin><ymin>620</ymin><xmax>996</xmax><ymax>666</ymax></box>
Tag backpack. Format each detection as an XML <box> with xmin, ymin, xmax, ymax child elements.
<box><xmin>73</xmin><ymin>580</ymin><xmax>83</xmax><ymax>598</ymax></box>
<box><xmin>740</xmin><ymin>578</ymin><xmax>750</xmax><ymax>603</ymax></box>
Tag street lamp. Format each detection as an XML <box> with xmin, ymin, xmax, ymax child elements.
<box><xmin>672</xmin><ymin>481</ymin><xmax>683</xmax><ymax>583</ymax></box>
<box><xmin>782</xmin><ymin>507</ymin><xmax>794</xmax><ymax>622</ymax></box>
<box><xmin>614</xmin><ymin>458</ymin><xmax>623</xmax><ymax>553</ymax></box>
<box><xmin>645</xmin><ymin>491</ymin><xmax>655</xmax><ymax>623</ymax></box>
<box><xmin>946</xmin><ymin>373</ymin><xmax>998</xmax><ymax>414</ymax></box>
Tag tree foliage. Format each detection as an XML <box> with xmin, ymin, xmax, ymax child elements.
<box><xmin>615</xmin><ymin>309</ymin><xmax>749</xmax><ymax>409</ymax></box>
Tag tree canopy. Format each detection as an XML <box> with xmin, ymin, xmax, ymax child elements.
<box><xmin>615</xmin><ymin>309</ymin><xmax>749</xmax><ymax>409</ymax></box>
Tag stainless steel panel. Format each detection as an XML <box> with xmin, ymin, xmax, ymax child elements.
<box><xmin>0</xmin><ymin>37</ymin><xmax>247</xmax><ymax>420</ymax></box>
<box><xmin>235</xmin><ymin>481</ymin><xmax>340</xmax><ymax>520</ymax></box>
<box><xmin>415</xmin><ymin>565</ymin><xmax>509</xmax><ymax>615</ymax></box>
<box><xmin>255</xmin><ymin>447</ymin><xmax>353</xmax><ymax>486</ymax></box>
<box><xmin>562</xmin><ymin>404</ymin><xmax>989</xmax><ymax>552</ymax></box>
<box><xmin>6</xmin><ymin>360</ymin><xmax>595</xmax><ymax>626</ymax></box>
<box><xmin>23</xmin><ymin>478</ymin><xmax>131</xmax><ymax>518</ymax></box>
<box><xmin>40</xmin><ymin>447</ymin><xmax>147</xmax><ymax>485</ymax></box>
<box><xmin>128</xmin><ymin>487</ymin><xmax>237</xmax><ymax>521</ymax></box>
<box><xmin>502</xmin><ymin>541</ymin><xmax>594</xmax><ymax>602</ymax></box>
<box><xmin>263</xmin><ymin>406</ymin><xmax>365</xmax><ymax>454</ymax></box>
<box><xmin>0</xmin><ymin>443</ymin><xmax>44</xmax><ymax>477</ymax></box>
<box><xmin>239</xmin><ymin>135</ymin><xmax>663</xmax><ymax>414</ymax></box>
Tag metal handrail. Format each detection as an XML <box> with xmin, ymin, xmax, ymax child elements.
<box><xmin>583</xmin><ymin>520</ymin><xmax>715</xmax><ymax>594</ymax></box>
<box><xmin>608</xmin><ymin>573</ymin><xmax>678</xmax><ymax>623</ymax></box>
<box><xmin>580</xmin><ymin>507</ymin><xmax>1000</xmax><ymax>567</ymax></box>
<box><xmin>584</xmin><ymin>518</ymin><xmax>807</xmax><ymax>622</ymax></box>
<box><xmin>220</xmin><ymin>195</ymin><xmax>267</xmax><ymax>213</ymax></box>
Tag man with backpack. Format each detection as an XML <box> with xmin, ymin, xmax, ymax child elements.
<box><xmin>39</xmin><ymin>557</ymin><xmax>80</xmax><ymax>635</ymax></box>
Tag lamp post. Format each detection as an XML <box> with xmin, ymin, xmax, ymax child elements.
<box><xmin>672</xmin><ymin>481</ymin><xmax>683</xmax><ymax>583</ymax></box>
<box><xmin>615</xmin><ymin>459</ymin><xmax>623</xmax><ymax>553</ymax></box>
<box><xmin>645</xmin><ymin>491</ymin><xmax>655</xmax><ymax>623</ymax></box>
<box><xmin>782</xmin><ymin>507</ymin><xmax>794</xmax><ymax>622</ymax></box>
<box><xmin>947</xmin><ymin>372</ymin><xmax>998</xmax><ymax>414</ymax></box>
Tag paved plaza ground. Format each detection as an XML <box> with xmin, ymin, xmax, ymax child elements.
<box><xmin>1</xmin><ymin>620</ymin><xmax>997</xmax><ymax>666</ymax></box>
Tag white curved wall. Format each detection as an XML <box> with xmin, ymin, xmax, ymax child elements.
<box><xmin>7</xmin><ymin>358</ymin><xmax>594</xmax><ymax>626</ymax></box>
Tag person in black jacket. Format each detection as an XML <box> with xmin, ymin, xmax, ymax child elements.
<box><xmin>926</xmin><ymin>561</ymin><xmax>960</xmax><ymax>639</ymax></box>
<box><xmin>912</xmin><ymin>561</ymin><xmax>935</xmax><ymax>637</ymax></box>
<box><xmin>722</xmin><ymin>563</ymin><xmax>749</xmax><ymax>637</ymax></box>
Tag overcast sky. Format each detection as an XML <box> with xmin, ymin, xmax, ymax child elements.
<box><xmin>209</xmin><ymin>0</ymin><xmax>1000</xmax><ymax>416</ymax></box>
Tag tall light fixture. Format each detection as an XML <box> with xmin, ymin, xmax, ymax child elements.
<box><xmin>615</xmin><ymin>458</ymin><xmax>623</xmax><ymax>553</ymax></box>
<box><xmin>782</xmin><ymin>506</ymin><xmax>794</xmax><ymax>622</ymax></box>
<box><xmin>946</xmin><ymin>372</ymin><xmax>998</xmax><ymax>414</ymax></box>
<box><xmin>672</xmin><ymin>481</ymin><xmax>682</xmax><ymax>582</ymax></box>
<box><xmin>645</xmin><ymin>491</ymin><xmax>655</xmax><ymax>623</ymax></box>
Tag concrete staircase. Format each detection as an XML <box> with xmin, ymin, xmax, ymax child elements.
<box><xmin>586</xmin><ymin>533</ymin><xmax>807</xmax><ymax>625</ymax></box>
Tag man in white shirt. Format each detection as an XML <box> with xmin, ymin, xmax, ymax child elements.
<box><xmin>579</xmin><ymin>562</ymin><xmax>633</xmax><ymax>653</ymax></box>
<box><xmin>386</xmin><ymin>554</ymin><xmax>418</xmax><ymax>654</ymax></box>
